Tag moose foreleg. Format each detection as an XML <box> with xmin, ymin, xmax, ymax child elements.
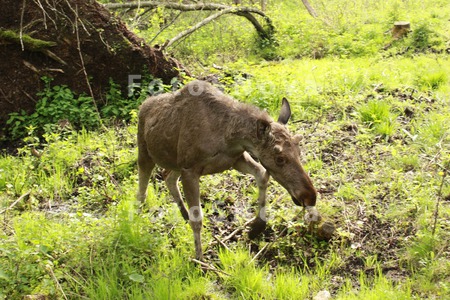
<box><xmin>233</xmin><ymin>152</ymin><xmax>270</xmax><ymax>239</ymax></box>
<box><xmin>180</xmin><ymin>169</ymin><xmax>204</xmax><ymax>260</ymax></box>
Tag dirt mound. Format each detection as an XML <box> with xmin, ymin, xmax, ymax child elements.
<box><xmin>0</xmin><ymin>0</ymin><xmax>186</xmax><ymax>135</ymax></box>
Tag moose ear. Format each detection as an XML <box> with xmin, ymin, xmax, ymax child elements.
<box><xmin>257</xmin><ymin>119</ymin><xmax>271</xmax><ymax>140</ymax></box>
<box><xmin>277</xmin><ymin>97</ymin><xmax>291</xmax><ymax>125</ymax></box>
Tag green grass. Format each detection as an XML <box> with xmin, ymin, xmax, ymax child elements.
<box><xmin>1</xmin><ymin>53</ymin><xmax>449</xmax><ymax>298</ymax></box>
<box><xmin>1</xmin><ymin>0</ymin><xmax>450</xmax><ymax>299</ymax></box>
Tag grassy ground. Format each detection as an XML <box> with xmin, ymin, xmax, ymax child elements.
<box><xmin>1</xmin><ymin>54</ymin><xmax>449</xmax><ymax>299</ymax></box>
<box><xmin>1</xmin><ymin>0</ymin><xmax>450</xmax><ymax>299</ymax></box>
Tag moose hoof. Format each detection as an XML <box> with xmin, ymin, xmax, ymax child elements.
<box><xmin>248</xmin><ymin>217</ymin><xmax>267</xmax><ymax>240</ymax></box>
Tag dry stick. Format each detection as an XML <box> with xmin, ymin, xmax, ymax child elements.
<box><xmin>47</xmin><ymin>264</ymin><xmax>69</xmax><ymax>300</ymax></box>
<box><xmin>249</xmin><ymin>243</ymin><xmax>269</xmax><ymax>265</ymax></box>
<box><xmin>148</xmin><ymin>11</ymin><xmax>182</xmax><ymax>45</ymax></box>
<box><xmin>0</xmin><ymin>191</ymin><xmax>31</xmax><ymax>215</ymax></box>
<box><xmin>33</xmin><ymin>0</ymin><xmax>48</xmax><ymax>29</ymax></box>
<box><xmin>64</xmin><ymin>0</ymin><xmax>90</xmax><ymax>35</ymax></box>
<box><xmin>73</xmin><ymin>5</ymin><xmax>101</xmax><ymax>124</ymax></box>
<box><xmin>191</xmin><ymin>258</ymin><xmax>230</xmax><ymax>276</ymax></box>
<box><xmin>19</xmin><ymin>0</ymin><xmax>26</xmax><ymax>51</ymax></box>
<box><xmin>213</xmin><ymin>235</ymin><xmax>231</xmax><ymax>251</ymax></box>
<box><xmin>432</xmin><ymin>167</ymin><xmax>447</xmax><ymax>236</ymax></box>
<box><xmin>221</xmin><ymin>218</ymin><xmax>255</xmax><ymax>243</ymax></box>
<box><xmin>249</xmin><ymin>226</ymin><xmax>288</xmax><ymax>265</ymax></box>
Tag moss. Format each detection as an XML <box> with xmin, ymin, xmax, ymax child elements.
<box><xmin>0</xmin><ymin>29</ymin><xmax>56</xmax><ymax>51</ymax></box>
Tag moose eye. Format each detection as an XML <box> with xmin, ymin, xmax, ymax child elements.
<box><xmin>275</xmin><ymin>156</ymin><xmax>286</xmax><ymax>166</ymax></box>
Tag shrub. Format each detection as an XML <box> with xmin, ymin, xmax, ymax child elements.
<box><xmin>358</xmin><ymin>99</ymin><xmax>398</xmax><ymax>137</ymax></box>
<box><xmin>411</xmin><ymin>23</ymin><xmax>433</xmax><ymax>51</ymax></box>
<box><xmin>7</xmin><ymin>77</ymin><xmax>100</xmax><ymax>139</ymax></box>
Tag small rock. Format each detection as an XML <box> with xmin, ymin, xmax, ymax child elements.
<box><xmin>313</xmin><ymin>290</ymin><xmax>331</xmax><ymax>300</ymax></box>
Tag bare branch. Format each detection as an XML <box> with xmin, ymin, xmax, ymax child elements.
<box><xmin>104</xmin><ymin>1</ymin><xmax>274</xmax><ymax>44</ymax></box>
<box><xmin>301</xmin><ymin>0</ymin><xmax>318</xmax><ymax>18</ymax></box>
<box><xmin>104</xmin><ymin>1</ymin><xmax>229</xmax><ymax>11</ymax></box>
<box><xmin>0</xmin><ymin>191</ymin><xmax>31</xmax><ymax>215</ymax></box>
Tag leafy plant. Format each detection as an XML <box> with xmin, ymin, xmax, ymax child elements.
<box><xmin>7</xmin><ymin>77</ymin><xmax>100</xmax><ymax>139</ymax></box>
<box><xmin>415</xmin><ymin>71</ymin><xmax>447</xmax><ymax>91</ymax></box>
<box><xmin>357</xmin><ymin>99</ymin><xmax>398</xmax><ymax>137</ymax></box>
<box><xmin>411</xmin><ymin>23</ymin><xmax>433</xmax><ymax>51</ymax></box>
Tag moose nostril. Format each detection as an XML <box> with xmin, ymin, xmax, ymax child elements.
<box><xmin>295</xmin><ymin>189</ymin><xmax>317</xmax><ymax>207</ymax></box>
<box><xmin>292</xmin><ymin>196</ymin><xmax>303</xmax><ymax>206</ymax></box>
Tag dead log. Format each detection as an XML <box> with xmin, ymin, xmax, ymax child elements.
<box><xmin>0</xmin><ymin>0</ymin><xmax>187</xmax><ymax>137</ymax></box>
<box><xmin>105</xmin><ymin>1</ymin><xmax>274</xmax><ymax>41</ymax></box>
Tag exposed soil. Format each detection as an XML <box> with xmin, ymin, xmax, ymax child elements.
<box><xmin>0</xmin><ymin>0</ymin><xmax>186</xmax><ymax>137</ymax></box>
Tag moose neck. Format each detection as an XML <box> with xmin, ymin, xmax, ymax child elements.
<box><xmin>226</xmin><ymin>108</ymin><xmax>272</xmax><ymax>158</ymax></box>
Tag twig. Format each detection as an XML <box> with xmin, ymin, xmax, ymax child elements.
<box><xmin>33</xmin><ymin>0</ymin><xmax>48</xmax><ymax>29</ymax></box>
<box><xmin>46</xmin><ymin>264</ymin><xmax>69</xmax><ymax>300</ymax></box>
<box><xmin>42</xmin><ymin>68</ymin><xmax>65</xmax><ymax>73</ymax></box>
<box><xmin>73</xmin><ymin>4</ymin><xmax>101</xmax><ymax>123</ymax></box>
<box><xmin>42</xmin><ymin>49</ymin><xmax>68</xmax><ymax>65</ymax></box>
<box><xmin>0</xmin><ymin>191</ymin><xmax>31</xmax><ymax>214</ymax></box>
<box><xmin>221</xmin><ymin>227</ymin><xmax>243</xmax><ymax>243</ymax></box>
<box><xmin>191</xmin><ymin>258</ymin><xmax>230</xmax><ymax>276</ymax></box>
<box><xmin>221</xmin><ymin>218</ymin><xmax>255</xmax><ymax>243</ymax></box>
<box><xmin>0</xmin><ymin>88</ymin><xmax>14</xmax><ymax>105</ymax></box>
<box><xmin>432</xmin><ymin>167</ymin><xmax>447</xmax><ymax>236</ymax></box>
<box><xmin>64</xmin><ymin>0</ymin><xmax>90</xmax><ymax>35</ymax></box>
<box><xmin>149</xmin><ymin>11</ymin><xmax>182</xmax><ymax>45</ymax></box>
<box><xmin>249</xmin><ymin>242</ymin><xmax>269</xmax><ymax>264</ymax></box>
<box><xmin>20</xmin><ymin>0</ymin><xmax>26</xmax><ymax>51</ymax></box>
<box><xmin>212</xmin><ymin>235</ymin><xmax>230</xmax><ymax>251</ymax></box>
<box><xmin>248</xmin><ymin>226</ymin><xmax>288</xmax><ymax>264</ymax></box>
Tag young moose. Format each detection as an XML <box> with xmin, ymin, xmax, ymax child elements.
<box><xmin>137</xmin><ymin>80</ymin><xmax>319</xmax><ymax>260</ymax></box>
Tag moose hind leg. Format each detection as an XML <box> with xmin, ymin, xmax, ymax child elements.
<box><xmin>233</xmin><ymin>152</ymin><xmax>270</xmax><ymax>239</ymax></box>
<box><xmin>137</xmin><ymin>147</ymin><xmax>155</xmax><ymax>207</ymax></box>
<box><xmin>164</xmin><ymin>170</ymin><xmax>189</xmax><ymax>221</ymax></box>
<box><xmin>180</xmin><ymin>169</ymin><xmax>204</xmax><ymax>260</ymax></box>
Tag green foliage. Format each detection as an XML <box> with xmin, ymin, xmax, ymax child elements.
<box><xmin>415</xmin><ymin>71</ymin><xmax>448</xmax><ymax>91</ymax></box>
<box><xmin>7</xmin><ymin>77</ymin><xmax>100</xmax><ymax>139</ymax></box>
<box><xmin>6</xmin><ymin>75</ymin><xmax>180</xmax><ymax>140</ymax></box>
<box><xmin>411</xmin><ymin>23</ymin><xmax>433</xmax><ymax>51</ymax></box>
<box><xmin>357</xmin><ymin>99</ymin><xmax>398</xmax><ymax>137</ymax></box>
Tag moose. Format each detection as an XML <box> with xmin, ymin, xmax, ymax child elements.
<box><xmin>137</xmin><ymin>80</ymin><xmax>319</xmax><ymax>260</ymax></box>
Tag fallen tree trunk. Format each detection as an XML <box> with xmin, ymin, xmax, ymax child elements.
<box><xmin>165</xmin><ymin>6</ymin><xmax>271</xmax><ymax>48</ymax></box>
<box><xmin>104</xmin><ymin>1</ymin><xmax>274</xmax><ymax>41</ymax></box>
<box><xmin>0</xmin><ymin>0</ymin><xmax>186</xmax><ymax>135</ymax></box>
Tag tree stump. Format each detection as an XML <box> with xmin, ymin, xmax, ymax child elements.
<box><xmin>392</xmin><ymin>21</ymin><xmax>411</xmax><ymax>39</ymax></box>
